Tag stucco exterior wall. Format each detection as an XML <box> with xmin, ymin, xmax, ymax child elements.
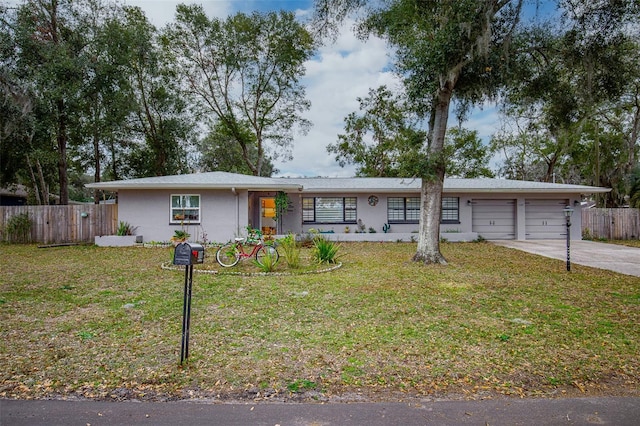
<box><xmin>117</xmin><ymin>188</ymin><xmax>249</xmax><ymax>243</ymax></box>
<box><xmin>116</xmin><ymin>188</ymin><xmax>584</xmax><ymax>243</ymax></box>
<box><xmin>281</xmin><ymin>191</ymin><xmax>583</xmax><ymax>241</ymax></box>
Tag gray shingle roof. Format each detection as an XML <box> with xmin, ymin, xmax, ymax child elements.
<box><xmin>286</xmin><ymin>177</ymin><xmax>610</xmax><ymax>194</ymax></box>
<box><xmin>86</xmin><ymin>172</ymin><xmax>610</xmax><ymax>194</ymax></box>
<box><xmin>85</xmin><ymin>171</ymin><xmax>302</xmax><ymax>190</ymax></box>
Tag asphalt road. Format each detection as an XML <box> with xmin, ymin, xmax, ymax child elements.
<box><xmin>2</xmin><ymin>397</ymin><xmax>640</xmax><ymax>426</ymax></box>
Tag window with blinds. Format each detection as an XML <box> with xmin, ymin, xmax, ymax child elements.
<box><xmin>387</xmin><ymin>196</ymin><xmax>459</xmax><ymax>223</ymax></box>
<box><xmin>387</xmin><ymin>197</ymin><xmax>420</xmax><ymax>223</ymax></box>
<box><xmin>441</xmin><ymin>197</ymin><xmax>459</xmax><ymax>223</ymax></box>
<box><xmin>303</xmin><ymin>197</ymin><xmax>357</xmax><ymax>223</ymax></box>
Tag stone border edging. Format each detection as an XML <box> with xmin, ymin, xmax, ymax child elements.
<box><xmin>160</xmin><ymin>262</ymin><xmax>342</xmax><ymax>276</ymax></box>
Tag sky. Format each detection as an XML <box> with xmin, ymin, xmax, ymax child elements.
<box><xmin>5</xmin><ymin>0</ymin><xmax>506</xmax><ymax>177</ymax></box>
<box><xmin>120</xmin><ymin>0</ymin><xmax>509</xmax><ymax>178</ymax></box>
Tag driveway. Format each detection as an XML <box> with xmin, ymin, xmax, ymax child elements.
<box><xmin>492</xmin><ymin>240</ymin><xmax>640</xmax><ymax>277</ymax></box>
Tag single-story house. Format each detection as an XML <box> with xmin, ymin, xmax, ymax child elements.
<box><xmin>0</xmin><ymin>186</ymin><xmax>28</xmax><ymax>206</ymax></box>
<box><xmin>86</xmin><ymin>171</ymin><xmax>610</xmax><ymax>244</ymax></box>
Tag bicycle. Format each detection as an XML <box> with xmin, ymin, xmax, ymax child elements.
<box><xmin>216</xmin><ymin>230</ymin><xmax>279</xmax><ymax>267</ymax></box>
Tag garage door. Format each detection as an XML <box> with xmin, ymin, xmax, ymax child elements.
<box><xmin>472</xmin><ymin>199</ymin><xmax>516</xmax><ymax>240</ymax></box>
<box><xmin>525</xmin><ymin>199</ymin><xmax>569</xmax><ymax>239</ymax></box>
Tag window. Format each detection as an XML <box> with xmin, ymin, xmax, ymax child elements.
<box><xmin>171</xmin><ymin>195</ymin><xmax>200</xmax><ymax>224</ymax></box>
<box><xmin>387</xmin><ymin>197</ymin><xmax>420</xmax><ymax>223</ymax></box>
<box><xmin>441</xmin><ymin>197</ymin><xmax>459</xmax><ymax>223</ymax></box>
<box><xmin>303</xmin><ymin>197</ymin><xmax>357</xmax><ymax>223</ymax></box>
<box><xmin>387</xmin><ymin>196</ymin><xmax>459</xmax><ymax>224</ymax></box>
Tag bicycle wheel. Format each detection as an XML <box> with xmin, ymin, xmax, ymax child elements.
<box><xmin>216</xmin><ymin>243</ymin><xmax>240</xmax><ymax>267</ymax></box>
<box><xmin>255</xmin><ymin>245</ymin><xmax>279</xmax><ymax>266</ymax></box>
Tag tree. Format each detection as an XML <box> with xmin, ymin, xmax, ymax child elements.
<box><xmin>489</xmin><ymin>107</ymin><xmax>582</xmax><ymax>183</ymax></box>
<box><xmin>199</xmin><ymin>121</ymin><xmax>276</xmax><ymax>176</ymax></box>
<box><xmin>328</xmin><ymin>85</ymin><xmax>425</xmax><ymax>177</ymax></box>
<box><xmin>163</xmin><ymin>5</ymin><xmax>314</xmax><ymax>176</ymax></box>
<box><xmin>493</xmin><ymin>3</ymin><xmax>640</xmax><ymax>205</ymax></box>
<box><xmin>116</xmin><ymin>6</ymin><xmax>193</xmax><ymax>179</ymax></box>
<box><xmin>315</xmin><ymin>0</ymin><xmax>525</xmax><ymax>264</ymax></box>
<box><xmin>629</xmin><ymin>166</ymin><xmax>640</xmax><ymax>208</ymax></box>
<box><xmin>316</xmin><ymin>0</ymin><xmax>639</xmax><ymax>262</ymax></box>
<box><xmin>72</xmin><ymin>0</ymin><xmax>135</xmax><ymax>203</ymax></box>
<box><xmin>11</xmin><ymin>0</ymin><xmax>94</xmax><ymax>205</ymax></box>
<box><xmin>445</xmin><ymin>127</ymin><xmax>494</xmax><ymax>179</ymax></box>
<box><xmin>329</xmin><ymin>85</ymin><xmax>493</xmax><ymax>178</ymax></box>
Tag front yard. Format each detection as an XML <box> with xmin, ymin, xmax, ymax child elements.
<box><xmin>1</xmin><ymin>242</ymin><xmax>638</xmax><ymax>402</ymax></box>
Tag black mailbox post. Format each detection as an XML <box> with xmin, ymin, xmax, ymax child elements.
<box><xmin>173</xmin><ymin>242</ymin><xmax>205</xmax><ymax>364</ymax></box>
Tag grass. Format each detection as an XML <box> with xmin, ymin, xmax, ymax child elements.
<box><xmin>1</xmin><ymin>242</ymin><xmax>638</xmax><ymax>402</ymax></box>
<box><xmin>606</xmin><ymin>239</ymin><xmax>640</xmax><ymax>248</ymax></box>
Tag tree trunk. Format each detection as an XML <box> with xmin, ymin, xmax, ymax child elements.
<box><xmin>413</xmin><ymin>86</ymin><xmax>452</xmax><ymax>265</ymax></box>
<box><xmin>413</xmin><ymin>178</ymin><xmax>446</xmax><ymax>264</ymax></box>
<box><xmin>57</xmin><ymin>98</ymin><xmax>69</xmax><ymax>205</ymax></box>
<box><xmin>93</xmin><ymin>124</ymin><xmax>101</xmax><ymax>204</ymax></box>
<box><xmin>25</xmin><ymin>154</ymin><xmax>42</xmax><ymax>205</ymax></box>
<box><xmin>36</xmin><ymin>157</ymin><xmax>49</xmax><ymax>205</ymax></box>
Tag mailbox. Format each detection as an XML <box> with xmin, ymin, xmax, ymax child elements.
<box><xmin>173</xmin><ymin>242</ymin><xmax>205</xmax><ymax>265</ymax></box>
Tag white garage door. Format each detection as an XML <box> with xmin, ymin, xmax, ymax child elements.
<box><xmin>472</xmin><ymin>199</ymin><xmax>516</xmax><ymax>240</ymax></box>
<box><xmin>525</xmin><ymin>199</ymin><xmax>569</xmax><ymax>239</ymax></box>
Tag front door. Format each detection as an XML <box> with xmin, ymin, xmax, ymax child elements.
<box><xmin>260</xmin><ymin>197</ymin><xmax>277</xmax><ymax>236</ymax></box>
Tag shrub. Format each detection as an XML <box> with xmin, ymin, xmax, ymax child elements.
<box><xmin>278</xmin><ymin>233</ymin><xmax>301</xmax><ymax>269</ymax></box>
<box><xmin>312</xmin><ymin>236</ymin><xmax>340</xmax><ymax>264</ymax></box>
<box><xmin>3</xmin><ymin>213</ymin><xmax>31</xmax><ymax>243</ymax></box>
<box><xmin>116</xmin><ymin>221</ymin><xmax>135</xmax><ymax>236</ymax></box>
<box><xmin>171</xmin><ymin>229</ymin><xmax>190</xmax><ymax>243</ymax></box>
<box><xmin>298</xmin><ymin>228</ymin><xmax>319</xmax><ymax>248</ymax></box>
<box><xmin>253</xmin><ymin>249</ymin><xmax>278</xmax><ymax>272</ymax></box>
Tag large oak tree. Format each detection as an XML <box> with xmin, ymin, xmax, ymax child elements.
<box><xmin>315</xmin><ymin>0</ymin><xmax>525</xmax><ymax>264</ymax></box>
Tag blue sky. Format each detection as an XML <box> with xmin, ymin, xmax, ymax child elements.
<box><xmin>123</xmin><ymin>0</ymin><xmax>404</xmax><ymax>177</ymax></box>
<box><xmin>8</xmin><ymin>0</ymin><xmax>555</xmax><ymax>177</ymax></box>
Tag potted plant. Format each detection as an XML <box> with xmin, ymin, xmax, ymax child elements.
<box><xmin>171</xmin><ymin>229</ymin><xmax>191</xmax><ymax>245</ymax></box>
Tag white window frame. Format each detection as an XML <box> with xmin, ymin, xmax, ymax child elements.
<box><xmin>170</xmin><ymin>194</ymin><xmax>201</xmax><ymax>224</ymax></box>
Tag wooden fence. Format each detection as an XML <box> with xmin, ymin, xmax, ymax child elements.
<box><xmin>0</xmin><ymin>204</ymin><xmax>118</xmax><ymax>244</ymax></box>
<box><xmin>582</xmin><ymin>208</ymin><xmax>640</xmax><ymax>240</ymax></box>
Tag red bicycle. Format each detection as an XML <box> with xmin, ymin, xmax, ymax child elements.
<box><xmin>216</xmin><ymin>230</ymin><xmax>279</xmax><ymax>267</ymax></box>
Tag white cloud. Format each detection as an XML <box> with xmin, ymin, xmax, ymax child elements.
<box><xmin>122</xmin><ymin>0</ymin><xmax>231</xmax><ymax>27</ymax></box>
<box><xmin>276</xmin><ymin>22</ymin><xmax>401</xmax><ymax>177</ymax></box>
<box><xmin>120</xmin><ymin>2</ymin><xmax>396</xmax><ymax>177</ymax></box>
<box><xmin>5</xmin><ymin>0</ymin><xmax>501</xmax><ymax>177</ymax></box>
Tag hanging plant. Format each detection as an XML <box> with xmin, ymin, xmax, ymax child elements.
<box><xmin>274</xmin><ymin>191</ymin><xmax>290</xmax><ymax>232</ymax></box>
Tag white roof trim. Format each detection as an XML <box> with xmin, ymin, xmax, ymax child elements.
<box><xmin>86</xmin><ymin>171</ymin><xmax>302</xmax><ymax>191</ymax></box>
<box><xmin>85</xmin><ymin>172</ymin><xmax>611</xmax><ymax>194</ymax></box>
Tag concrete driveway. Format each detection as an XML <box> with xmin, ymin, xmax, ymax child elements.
<box><xmin>492</xmin><ymin>240</ymin><xmax>640</xmax><ymax>277</ymax></box>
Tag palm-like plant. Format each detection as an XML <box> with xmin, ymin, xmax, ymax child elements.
<box><xmin>171</xmin><ymin>229</ymin><xmax>191</xmax><ymax>244</ymax></box>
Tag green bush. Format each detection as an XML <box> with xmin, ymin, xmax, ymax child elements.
<box><xmin>116</xmin><ymin>221</ymin><xmax>135</xmax><ymax>236</ymax></box>
<box><xmin>253</xmin><ymin>249</ymin><xmax>278</xmax><ymax>272</ymax></box>
<box><xmin>278</xmin><ymin>233</ymin><xmax>301</xmax><ymax>269</ymax></box>
<box><xmin>3</xmin><ymin>213</ymin><xmax>32</xmax><ymax>243</ymax></box>
<box><xmin>312</xmin><ymin>236</ymin><xmax>340</xmax><ymax>264</ymax></box>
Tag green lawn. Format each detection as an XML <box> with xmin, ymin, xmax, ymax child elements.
<box><xmin>1</xmin><ymin>242</ymin><xmax>638</xmax><ymax>402</ymax></box>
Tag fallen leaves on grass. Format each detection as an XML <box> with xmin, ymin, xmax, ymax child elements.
<box><xmin>1</xmin><ymin>242</ymin><xmax>638</xmax><ymax>402</ymax></box>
